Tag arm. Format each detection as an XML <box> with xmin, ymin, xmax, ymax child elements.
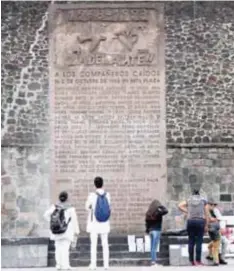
<box><xmin>43</xmin><ymin>205</ymin><xmax>55</xmax><ymax>222</ymax></box>
<box><xmin>107</xmin><ymin>192</ymin><xmax>111</xmax><ymax>208</ymax></box>
<box><xmin>213</xmin><ymin>207</ymin><xmax>227</xmax><ymax>231</ymax></box>
<box><xmin>178</xmin><ymin>200</ymin><xmax>188</xmax><ymax>214</ymax></box>
<box><xmin>72</xmin><ymin>208</ymin><xmax>80</xmax><ymax>236</ymax></box>
<box><xmin>85</xmin><ymin>193</ymin><xmax>92</xmax><ymax>211</ymax></box>
<box><xmin>145</xmin><ymin>219</ymin><xmax>150</xmax><ymax>233</ymax></box>
<box><xmin>213</xmin><ymin>208</ymin><xmax>222</xmax><ymax>221</ymax></box>
<box><xmin>204</xmin><ymin>204</ymin><xmax>213</xmax><ymax>232</ymax></box>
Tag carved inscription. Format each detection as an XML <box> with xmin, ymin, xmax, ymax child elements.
<box><xmin>61</xmin><ymin>8</ymin><xmax>149</xmax><ymax>22</ymax></box>
<box><xmin>51</xmin><ymin>4</ymin><xmax>166</xmax><ymax>219</ymax></box>
<box><xmin>54</xmin><ymin>68</ymin><xmax>162</xmax><ymax>174</ymax></box>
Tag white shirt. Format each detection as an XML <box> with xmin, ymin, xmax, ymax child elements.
<box><xmin>44</xmin><ymin>204</ymin><xmax>80</xmax><ymax>241</ymax></box>
<box><xmin>85</xmin><ymin>189</ymin><xmax>111</xmax><ymax>234</ymax></box>
<box><xmin>213</xmin><ymin>207</ymin><xmax>226</xmax><ymax>229</ymax></box>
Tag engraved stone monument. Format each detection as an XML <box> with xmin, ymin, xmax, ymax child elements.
<box><xmin>50</xmin><ymin>2</ymin><xmax>166</xmax><ymax>232</ymax></box>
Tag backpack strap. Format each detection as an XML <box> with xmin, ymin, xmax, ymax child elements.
<box><xmin>67</xmin><ymin>217</ymin><xmax>71</xmax><ymax>225</ymax></box>
<box><xmin>96</xmin><ymin>192</ymin><xmax>106</xmax><ymax>197</ymax></box>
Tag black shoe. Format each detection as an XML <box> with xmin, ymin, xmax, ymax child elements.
<box><xmin>219</xmin><ymin>259</ymin><xmax>228</xmax><ymax>265</ymax></box>
<box><xmin>213</xmin><ymin>263</ymin><xmax>219</xmax><ymax>266</ymax></box>
<box><xmin>206</xmin><ymin>255</ymin><xmax>213</xmax><ymax>261</ymax></box>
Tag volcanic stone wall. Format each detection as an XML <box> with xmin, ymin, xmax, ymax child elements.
<box><xmin>165</xmin><ymin>2</ymin><xmax>234</xmax><ymax>144</ymax></box>
<box><xmin>165</xmin><ymin>1</ymin><xmax>234</xmax><ymax>229</ymax></box>
<box><xmin>1</xmin><ymin>1</ymin><xmax>50</xmax><ymax>237</ymax></box>
<box><xmin>1</xmin><ymin>1</ymin><xmax>234</xmax><ymax>236</ymax></box>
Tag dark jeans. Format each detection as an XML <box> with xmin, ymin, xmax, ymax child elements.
<box><xmin>187</xmin><ymin>218</ymin><xmax>205</xmax><ymax>262</ymax></box>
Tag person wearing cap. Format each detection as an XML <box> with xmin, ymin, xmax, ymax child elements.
<box><xmin>206</xmin><ymin>199</ymin><xmax>228</xmax><ymax>265</ymax></box>
<box><xmin>178</xmin><ymin>188</ymin><xmax>209</xmax><ymax>266</ymax></box>
<box><xmin>206</xmin><ymin>198</ymin><xmax>222</xmax><ymax>266</ymax></box>
<box><xmin>44</xmin><ymin>191</ymin><xmax>80</xmax><ymax>270</ymax></box>
<box><xmin>213</xmin><ymin>206</ymin><xmax>228</xmax><ymax>265</ymax></box>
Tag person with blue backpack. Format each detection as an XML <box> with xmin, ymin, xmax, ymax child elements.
<box><xmin>85</xmin><ymin>176</ymin><xmax>111</xmax><ymax>270</ymax></box>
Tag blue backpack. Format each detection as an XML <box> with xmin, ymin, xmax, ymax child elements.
<box><xmin>95</xmin><ymin>192</ymin><xmax>111</xmax><ymax>222</ymax></box>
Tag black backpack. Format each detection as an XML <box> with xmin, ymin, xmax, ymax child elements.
<box><xmin>50</xmin><ymin>205</ymin><xmax>71</xmax><ymax>234</ymax></box>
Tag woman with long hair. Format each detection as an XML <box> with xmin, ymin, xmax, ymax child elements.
<box><xmin>145</xmin><ymin>200</ymin><xmax>168</xmax><ymax>266</ymax></box>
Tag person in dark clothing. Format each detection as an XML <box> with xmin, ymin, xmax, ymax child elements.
<box><xmin>145</xmin><ymin>200</ymin><xmax>168</xmax><ymax>266</ymax></box>
<box><xmin>178</xmin><ymin>189</ymin><xmax>209</xmax><ymax>266</ymax></box>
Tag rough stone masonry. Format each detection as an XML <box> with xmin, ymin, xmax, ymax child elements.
<box><xmin>1</xmin><ymin>1</ymin><xmax>234</xmax><ymax>237</ymax></box>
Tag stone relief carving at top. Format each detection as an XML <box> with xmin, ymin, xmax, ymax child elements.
<box><xmin>52</xmin><ymin>9</ymin><xmax>160</xmax><ymax>67</ymax></box>
<box><xmin>77</xmin><ymin>35</ymin><xmax>107</xmax><ymax>53</ymax></box>
<box><xmin>114</xmin><ymin>27</ymin><xmax>140</xmax><ymax>52</ymax></box>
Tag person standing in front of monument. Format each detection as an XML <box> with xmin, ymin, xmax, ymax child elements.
<box><xmin>44</xmin><ymin>191</ymin><xmax>80</xmax><ymax>270</ymax></box>
<box><xmin>85</xmin><ymin>176</ymin><xmax>111</xmax><ymax>270</ymax></box>
<box><xmin>206</xmin><ymin>199</ymin><xmax>227</xmax><ymax>266</ymax></box>
<box><xmin>145</xmin><ymin>200</ymin><xmax>168</xmax><ymax>266</ymax></box>
<box><xmin>212</xmin><ymin>204</ymin><xmax>228</xmax><ymax>265</ymax></box>
<box><xmin>178</xmin><ymin>189</ymin><xmax>209</xmax><ymax>266</ymax></box>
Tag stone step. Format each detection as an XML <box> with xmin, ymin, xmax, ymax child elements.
<box><xmin>48</xmin><ymin>251</ymin><xmax>166</xmax><ymax>259</ymax></box>
<box><xmin>50</xmin><ymin>235</ymin><xmax>169</xmax><ymax>246</ymax></box>
<box><xmin>48</xmin><ymin>257</ymin><xmax>169</xmax><ymax>267</ymax></box>
<box><xmin>48</xmin><ymin>240</ymin><xmax>168</xmax><ymax>252</ymax></box>
<box><xmin>49</xmin><ymin>245</ymin><xmax>168</xmax><ymax>257</ymax></box>
<box><xmin>47</xmin><ymin>235</ymin><xmax>170</xmax><ymax>266</ymax></box>
<box><xmin>48</xmin><ymin>243</ymin><xmax>129</xmax><ymax>251</ymax></box>
<box><xmin>77</xmin><ymin>236</ymin><xmax>128</xmax><ymax>244</ymax></box>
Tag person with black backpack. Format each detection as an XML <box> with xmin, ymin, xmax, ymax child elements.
<box><xmin>44</xmin><ymin>191</ymin><xmax>80</xmax><ymax>270</ymax></box>
<box><xmin>85</xmin><ymin>177</ymin><xmax>111</xmax><ymax>270</ymax></box>
<box><xmin>145</xmin><ymin>199</ymin><xmax>168</xmax><ymax>266</ymax></box>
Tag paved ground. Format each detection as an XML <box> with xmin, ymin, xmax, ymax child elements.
<box><xmin>3</xmin><ymin>262</ymin><xmax>234</xmax><ymax>271</ymax></box>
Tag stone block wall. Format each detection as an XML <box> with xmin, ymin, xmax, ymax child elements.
<box><xmin>1</xmin><ymin>147</ymin><xmax>50</xmax><ymax>237</ymax></box>
<box><xmin>1</xmin><ymin>1</ymin><xmax>234</xmax><ymax>236</ymax></box>
<box><xmin>166</xmin><ymin>147</ymin><xmax>234</xmax><ymax>230</ymax></box>
<box><xmin>165</xmin><ymin>1</ymin><xmax>234</xmax><ymax>144</ymax></box>
<box><xmin>1</xmin><ymin>1</ymin><xmax>50</xmax><ymax>237</ymax></box>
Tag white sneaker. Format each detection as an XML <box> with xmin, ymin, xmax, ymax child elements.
<box><xmin>88</xmin><ymin>265</ymin><xmax>97</xmax><ymax>270</ymax></box>
<box><xmin>61</xmin><ymin>266</ymin><xmax>72</xmax><ymax>270</ymax></box>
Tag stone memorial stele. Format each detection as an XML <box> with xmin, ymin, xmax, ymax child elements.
<box><xmin>50</xmin><ymin>1</ymin><xmax>166</xmax><ymax>232</ymax></box>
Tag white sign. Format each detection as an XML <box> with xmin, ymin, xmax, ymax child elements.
<box><xmin>222</xmin><ymin>216</ymin><xmax>234</xmax><ymax>226</ymax></box>
<box><xmin>170</xmin><ymin>245</ymin><xmax>180</xmax><ymax>249</ymax></box>
<box><xmin>181</xmin><ymin>245</ymin><xmax>188</xmax><ymax>257</ymax></box>
<box><xmin>144</xmin><ymin>235</ymin><xmax>151</xmax><ymax>252</ymax></box>
<box><xmin>202</xmin><ymin>244</ymin><xmax>208</xmax><ymax>252</ymax></box>
<box><xmin>127</xmin><ymin>235</ymin><xmax>136</xmax><ymax>252</ymax></box>
<box><xmin>136</xmin><ymin>238</ymin><xmax>144</xmax><ymax>252</ymax></box>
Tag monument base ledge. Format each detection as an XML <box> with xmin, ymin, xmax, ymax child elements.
<box><xmin>1</xmin><ymin>237</ymin><xmax>49</xmax><ymax>268</ymax></box>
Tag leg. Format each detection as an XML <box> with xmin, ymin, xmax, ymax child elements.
<box><xmin>212</xmin><ymin>239</ymin><xmax>221</xmax><ymax>264</ymax></box>
<box><xmin>60</xmin><ymin>239</ymin><xmax>71</xmax><ymax>269</ymax></box>
<box><xmin>90</xmin><ymin>232</ymin><xmax>98</xmax><ymax>269</ymax></box>
<box><xmin>187</xmin><ymin>220</ymin><xmax>196</xmax><ymax>263</ymax></box>
<box><xmin>195</xmin><ymin>220</ymin><xmax>205</xmax><ymax>262</ymax></box>
<box><xmin>220</xmin><ymin>236</ymin><xmax>228</xmax><ymax>260</ymax></box>
<box><xmin>101</xmin><ymin>233</ymin><xmax>109</xmax><ymax>269</ymax></box>
<box><xmin>208</xmin><ymin>241</ymin><xmax>214</xmax><ymax>258</ymax></box>
<box><xmin>150</xmin><ymin>231</ymin><xmax>157</xmax><ymax>263</ymax></box>
<box><xmin>55</xmin><ymin>240</ymin><xmax>62</xmax><ymax>269</ymax></box>
<box><xmin>154</xmin><ymin>230</ymin><xmax>161</xmax><ymax>262</ymax></box>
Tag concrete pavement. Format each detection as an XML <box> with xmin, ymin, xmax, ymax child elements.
<box><xmin>3</xmin><ymin>262</ymin><xmax>234</xmax><ymax>271</ymax></box>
